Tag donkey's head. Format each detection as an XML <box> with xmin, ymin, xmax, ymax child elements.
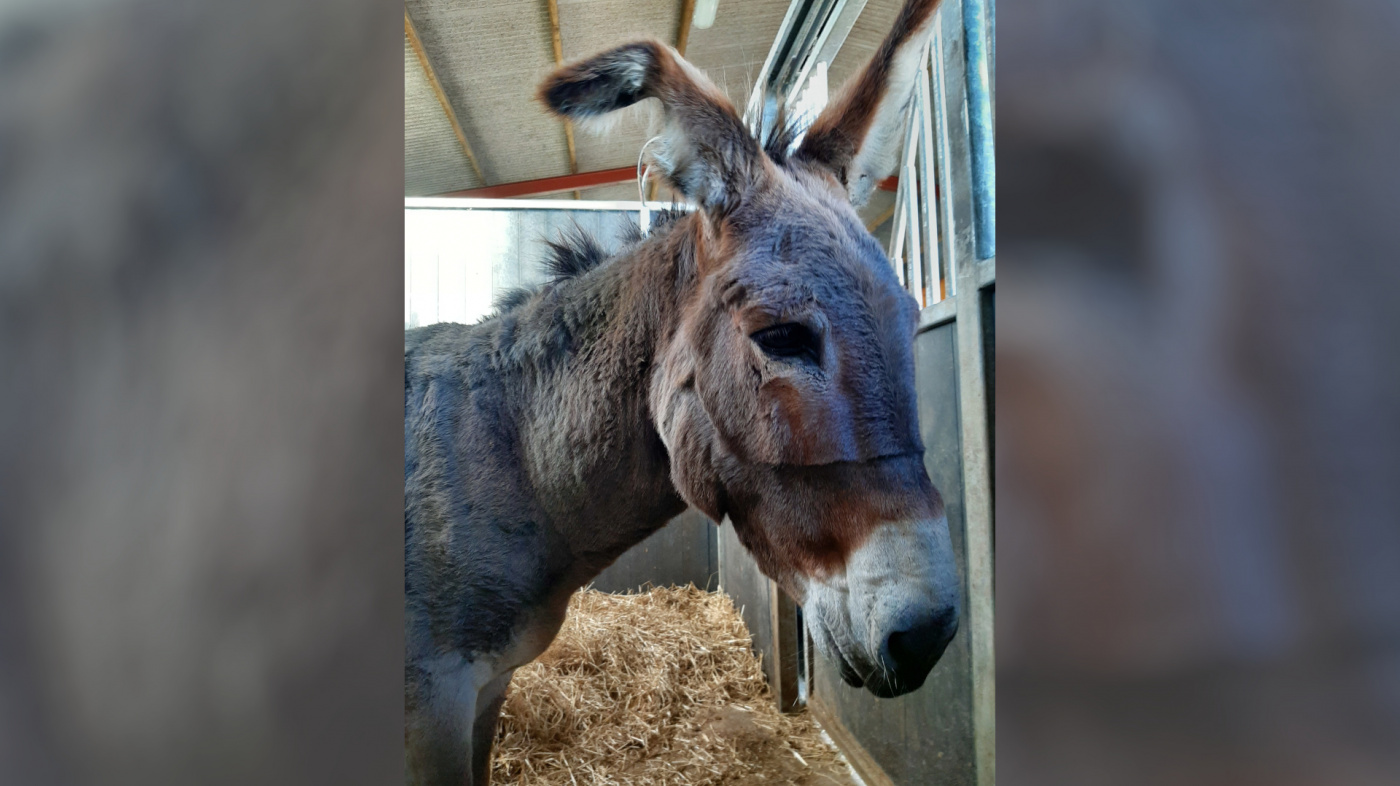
<box><xmin>541</xmin><ymin>0</ymin><xmax>956</xmax><ymax>697</ymax></box>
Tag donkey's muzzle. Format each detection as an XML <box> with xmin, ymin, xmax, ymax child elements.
<box><xmin>868</xmin><ymin>603</ymin><xmax>959</xmax><ymax>697</ymax></box>
<box><xmin>801</xmin><ymin>514</ymin><xmax>961</xmax><ymax>698</ymax></box>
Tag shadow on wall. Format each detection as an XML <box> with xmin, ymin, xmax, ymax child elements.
<box><xmin>998</xmin><ymin>0</ymin><xmax>1400</xmax><ymax>783</ymax></box>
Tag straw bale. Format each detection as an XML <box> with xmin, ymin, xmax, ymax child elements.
<box><xmin>492</xmin><ymin>585</ymin><xmax>855</xmax><ymax>785</ymax></box>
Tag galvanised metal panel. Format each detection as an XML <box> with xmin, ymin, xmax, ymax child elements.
<box><xmin>805</xmin><ymin>1</ymin><xmax>995</xmax><ymax>783</ymax></box>
<box><xmin>810</xmin><ymin>321</ymin><xmax>975</xmax><ymax>786</ymax></box>
<box><xmin>592</xmin><ymin>509</ymin><xmax>719</xmax><ymax>594</ymax></box>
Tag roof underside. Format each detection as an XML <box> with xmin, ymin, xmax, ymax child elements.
<box><xmin>405</xmin><ymin>0</ymin><xmax>903</xmax><ymax>214</ymax></box>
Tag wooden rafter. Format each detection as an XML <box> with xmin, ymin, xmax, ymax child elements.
<box><xmin>676</xmin><ymin>0</ymin><xmax>697</xmax><ymax>55</ymax></box>
<box><xmin>406</xmin><ymin>8</ymin><xmax>487</xmax><ymax>186</ymax></box>
<box><xmin>545</xmin><ymin>0</ymin><xmax>581</xmax><ymax>199</ymax></box>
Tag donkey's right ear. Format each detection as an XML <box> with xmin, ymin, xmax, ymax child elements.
<box><xmin>539</xmin><ymin>40</ymin><xmax>761</xmax><ymax>215</ymax></box>
<box><xmin>793</xmin><ymin>0</ymin><xmax>943</xmax><ymax>206</ymax></box>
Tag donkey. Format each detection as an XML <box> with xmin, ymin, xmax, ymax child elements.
<box><xmin>405</xmin><ymin>0</ymin><xmax>958</xmax><ymax>782</ymax></box>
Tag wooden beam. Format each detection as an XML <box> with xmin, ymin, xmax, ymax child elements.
<box><xmin>676</xmin><ymin>0</ymin><xmax>697</xmax><ymax>55</ymax></box>
<box><xmin>435</xmin><ymin>166</ymin><xmax>636</xmax><ymax>199</ymax></box>
<box><xmin>808</xmin><ymin>697</ymin><xmax>897</xmax><ymax>786</ymax></box>
<box><xmin>545</xmin><ymin>0</ymin><xmax>581</xmax><ymax>199</ymax></box>
<box><xmin>768</xmin><ymin>579</ymin><xmax>800</xmax><ymax>713</ymax></box>
<box><xmin>405</xmin><ymin>8</ymin><xmax>486</xmax><ymax>186</ymax></box>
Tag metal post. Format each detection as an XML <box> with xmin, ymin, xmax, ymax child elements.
<box><xmin>962</xmin><ymin>0</ymin><xmax>996</xmax><ymax>260</ymax></box>
<box><xmin>936</xmin><ymin>3</ymin><xmax>996</xmax><ymax>785</ymax></box>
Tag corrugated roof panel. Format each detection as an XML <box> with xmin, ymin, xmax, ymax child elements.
<box><xmin>405</xmin><ymin>34</ymin><xmax>482</xmax><ymax>196</ymax></box>
<box><xmin>558</xmin><ymin>0</ymin><xmax>681</xmax><ymax>173</ymax></box>
<box><xmin>686</xmin><ymin>0</ymin><xmax>792</xmax><ymax>109</ymax></box>
<box><xmin>405</xmin><ymin>1</ymin><xmax>800</xmax><ymax>197</ymax></box>
<box><xmin>408</xmin><ymin>0</ymin><xmax>571</xmax><ymax>186</ymax></box>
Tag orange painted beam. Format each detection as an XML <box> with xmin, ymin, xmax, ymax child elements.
<box><xmin>436</xmin><ymin>169</ymin><xmax>900</xmax><ymax>200</ymax></box>
<box><xmin>436</xmin><ymin>167</ymin><xmax>637</xmax><ymax>199</ymax></box>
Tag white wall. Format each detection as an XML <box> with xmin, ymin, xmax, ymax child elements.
<box><xmin>404</xmin><ymin>202</ymin><xmax>650</xmax><ymax>328</ymax></box>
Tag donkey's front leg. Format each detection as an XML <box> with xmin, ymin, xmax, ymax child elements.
<box><xmin>406</xmin><ymin>655</ymin><xmax>498</xmax><ymax>785</ymax></box>
<box><xmin>404</xmin><ymin>697</ymin><xmax>472</xmax><ymax>785</ymax></box>
<box><xmin>470</xmin><ymin>671</ymin><xmax>513</xmax><ymax>784</ymax></box>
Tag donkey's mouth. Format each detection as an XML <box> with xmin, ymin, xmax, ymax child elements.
<box><xmin>832</xmin><ymin>648</ymin><xmax>866</xmax><ymax>689</ymax></box>
<box><xmin>825</xmin><ymin>639</ymin><xmax>923</xmax><ymax>697</ymax></box>
<box><xmin>809</xmin><ymin>615</ymin><xmax>875</xmax><ymax>691</ymax></box>
<box><xmin>826</xmin><ymin>640</ymin><xmax>918</xmax><ymax>698</ymax></box>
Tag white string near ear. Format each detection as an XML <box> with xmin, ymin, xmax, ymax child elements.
<box><xmin>637</xmin><ymin>135</ymin><xmax>662</xmax><ymax>236</ymax></box>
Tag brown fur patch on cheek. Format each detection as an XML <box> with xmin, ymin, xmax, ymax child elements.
<box><xmin>692</xmin><ymin>318</ymin><xmax>787</xmax><ymax>466</ymax></box>
<box><xmin>694</xmin><ymin>219</ymin><xmax>725</xmax><ymax>277</ymax></box>
<box><xmin>761</xmin><ymin>379</ymin><xmax>813</xmax><ymax>460</ymax></box>
<box><xmin>791</xmin><ymin>492</ymin><xmax>888</xmax><ymax>576</ymax></box>
<box><xmin>759</xmin><ymin>378</ymin><xmax>864</xmax><ymax>466</ymax></box>
<box><xmin>756</xmin><ymin>459</ymin><xmax>945</xmax><ymax>579</ymax></box>
<box><xmin>664</xmin><ymin>392</ymin><xmax>725</xmax><ymax>522</ymax></box>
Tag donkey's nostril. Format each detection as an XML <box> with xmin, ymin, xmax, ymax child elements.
<box><xmin>882</xmin><ymin>606</ymin><xmax>958</xmax><ymax>682</ymax></box>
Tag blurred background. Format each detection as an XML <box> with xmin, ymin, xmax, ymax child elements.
<box><xmin>0</xmin><ymin>1</ymin><xmax>404</xmax><ymax>784</ymax></box>
<box><xmin>997</xmin><ymin>0</ymin><xmax>1400</xmax><ymax>783</ymax></box>
<box><xmin>1</xmin><ymin>0</ymin><xmax>1398</xmax><ymax>784</ymax></box>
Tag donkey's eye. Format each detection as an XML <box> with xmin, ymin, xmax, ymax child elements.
<box><xmin>750</xmin><ymin>323</ymin><xmax>821</xmax><ymax>364</ymax></box>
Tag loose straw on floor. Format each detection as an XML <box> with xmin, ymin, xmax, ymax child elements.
<box><xmin>493</xmin><ymin>585</ymin><xmax>852</xmax><ymax>786</ymax></box>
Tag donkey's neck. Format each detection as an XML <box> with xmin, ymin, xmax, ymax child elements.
<box><xmin>505</xmin><ymin>217</ymin><xmax>699</xmax><ymax>584</ymax></box>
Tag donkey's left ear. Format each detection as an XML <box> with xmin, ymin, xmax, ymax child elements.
<box><xmin>539</xmin><ymin>40</ymin><xmax>761</xmax><ymax>216</ymax></box>
<box><xmin>793</xmin><ymin>0</ymin><xmax>943</xmax><ymax>206</ymax></box>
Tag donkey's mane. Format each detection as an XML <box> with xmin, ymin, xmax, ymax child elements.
<box><xmin>759</xmin><ymin>97</ymin><xmax>806</xmax><ymax>166</ymax></box>
<box><xmin>491</xmin><ymin>98</ymin><xmax>798</xmax><ymax>320</ymax></box>
<box><xmin>490</xmin><ymin>207</ymin><xmax>688</xmax><ymax>317</ymax></box>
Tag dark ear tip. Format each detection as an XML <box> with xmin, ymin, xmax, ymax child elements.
<box><xmin>537</xmin><ymin>63</ymin><xmax>582</xmax><ymax>116</ymax></box>
<box><xmin>535</xmin><ymin>77</ymin><xmax>569</xmax><ymax>117</ymax></box>
<box><xmin>536</xmin><ymin>39</ymin><xmax>665</xmax><ymax>118</ymax></box>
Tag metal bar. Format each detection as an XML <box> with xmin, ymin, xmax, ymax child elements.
<box><xmin>987</xmin><ymin>0</ymin><xmax>995</xmax><ymax>102</ymax></box>
<box><xmin>405</xmin><ymin>9</ymin><xmax>487</xmax><ymax>185</ymax></box>
<box><xmin>917</xmin><ymin>58</ymin><xmax>939</xmax><ymax>305</ymax></box>
<box><xmin>907</xmin><ymin>97</ymin><xmax>925</xmax><ymax>307</ymax></box>
<box><xmin>939</xmin><ymin>2</ymin><xmax>994</xmax><ymax>780</ymax></box>
<box><xmin>930</xmin><ymin>20</ymin><xmax>958</xmax><ymax>298</ymax></box>
<box><xmin>976</xmin><ymin>256</ymin><xmax>995</xmax><ymax>288</ymax></box>
<box><xmin>744</xmin><ymin>0</ymin><xmax>808</xmax><ymax>125</ymax></box>
<box><xmin>812</xmin><ymin>0</ymin><xmax>869</xmax><ymax>67</ymax></box>
<box><xmin>916</xmin><ymin>295</ymin><xmax>957</xmax><ymax>332</ymax></box>
<box><xmin>787</xmin><ymin>0</ymin><xmax>848</xmax><ymax>109</ymax></box>
<box><xmin>774</xmin><ymin>0</ymin><xmax>837</xmax><ymax>97</ymax></box>
<box><xmin>901</xmin><ymin>105</ymin><xmax>922</xmax><ymax>297</ymax></box>
<box><xmin>406</xmin><ymin>198</ymin><xmax>690</xmax><ymax>212</ymax></box>
<box><xmin>962</xmin><ymin>0</ymin><xmax>995</xmax><ymax>259</ymax></box>
<box><xmin>889</xmin><ymin>170</ymin><xmax>908</xmax><ymax>279</ymax></box>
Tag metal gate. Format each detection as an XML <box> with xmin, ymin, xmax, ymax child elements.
<box><xmin>718</xmin><ymin>1</ymin><xmax>994</xmax><ymax>784</ymax></box>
